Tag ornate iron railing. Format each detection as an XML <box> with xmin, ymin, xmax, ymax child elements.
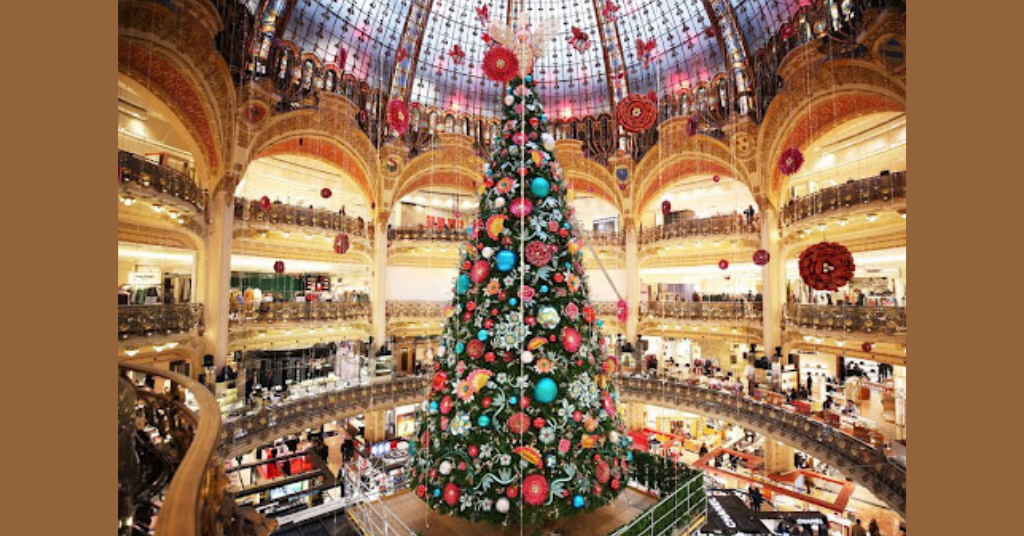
<box><xmin>119</xmin><ymin>304</ymin><xmax>205</xmax><ymax>340</ymax></box>
<box><xmin>785</xmin><ymin>304</ymin><xmax>906</xmax><ymax>336</ymax></box>
<box><xmin>119</xmin><ymin>150</ymin><xmax>208</xmax><ymax>214</ymax></box>
<box><xmin>642</xmin><ymin>301</ymin><xmax>763</xmax><ymax>323</ymax></box>
<box><xmin>387</xmin><ymin>227</ymin><xmax>466</xmax><ymax>243</ymax></box>
<box><xmin>234</xmin><ymin>198</ymin><xmax>371</xmax><ymax>238</ymax></box>
<box><xmin>119</xmin><ymin>363</ymin><xmax>274</xmax><ymax>536</ymax></box>
<box><xmin>616</xmin><ymin>377</ymin><xmax>906</xmax><ymax>518</ymax></box>
<box><xmin>385</xmin><ymin>300</ymin><xmax>448</xmax><ymax>319</ymax></box>
<box><xmin>580</xmin><ymin>229</ymin><xmax>626</xmax><ymax>247</ymax></box>
<box><xmin>640</xmin><ymin>215</ymin><xmax>759</xmax><ymax>246</ymax></box>
<box><xmin>781</xmin><ymin>171</ymin><xmax>907</xmax><ymax>226</ymax></box>
<box><xmin>229</xmin><ymin>301</ymin><xmax>370</xmax><ymax>324</ymax></box>
<box><xmin>220</xmin><ymin>377</ymin><xmax>430</xmax><ymax>458</ymax></box>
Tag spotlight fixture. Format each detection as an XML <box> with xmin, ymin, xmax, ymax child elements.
<box><xmin>866</xmin><ymin>213</ymin><xmax>879</xmax><ymax>222</ymax></box>
<box><xmin>124</xmin><ymin>347</ymin><xmax>139</xmax><ymax>357</ymax></box>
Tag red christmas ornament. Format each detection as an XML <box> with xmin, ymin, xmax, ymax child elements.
<box><xmin>718</xmin><ymin>259</ymin><xmax>729</xmax><ymax>270</ymax></box>
<box><xmin>582</xmin><ymin>306</ymin><xmax>596</xmax><ymax>323</ymax></box>
<box><xmin>522</xmin><ymin>474</ymin><xmax>549</xmax><ymax>506</ymax></box>
<box><xmin>467</xmin><ymin>339</ymin><xmax>485</xmax><ymax>359</ymax></box>
<box><xmin>661</xmin><ymin>199</ymin><xmax>672</xmax><ymax>215</ymax></box>
<box><xmin>799</xmin><ymin>242</ymin><xmax>856</xmax><ymax>291</ymax></box>
<box><xmin>469</xmin><ymin>445</ymin><xmax>479</xmax><ymax>457</ymax></box>
<box><xmin>778</xmin><ymin>147</ymin><xmax>805</xmax><ymax>175</ymax></box>
<box><xmin>596</xmin><ymin>460</ymin><xmax>611</xmax><ymax>484</ymax></box>
<box><xmin>508</xmin><ymin>412</ymin><xmax>530</xmax><ymax>434</ymax></box>
<box><xmin>333</xmin><ymin>234</ymin><xmax>350</xmax><ymax>254</ymax></box>
<box><xmin>443</xmin><ymin>482</ymin><xmax>460</xmax><ymax>506</ymax></box>
<box><xmin>862</xmin><ymin>342</ymin><xmax>874</xmax><ymax>353</ymax></box>
<box><xmin>616</xmin><ymin>299</ymin><xmax>629</xmax><ymax>323</ymax></box>
<box><xmin>616</xmin><ymin>94</ymin><xmax>657</xmax><ymax>133</ymax></box>
<box><xmin>259</xmin><ymin>196</ymin><xmax>272</xmax><ymax>210</ymax></box>
<box><xmin>440</xmin><ymin>395</ymin><xmax>452</xmax><ymax>415</ymax></box>
<box><xmin>780</xmin><ymin>23</ymin><xmax>796</xmax><ymax>40</ymax></box>
<box><xmin>417</xmin><ymin>484</ymin><xmax>427</xmax><ymax>498</ymax></box>
<box><xmin>273</xmin><ymin>260</ymin><xmax>285</xmax><ymax>274</ymax></box>
<box><xmin>712</xmin><ymin>175</ymin><xmax>721</xmax><ymax>183</ymax></box>
<box><xmin>432</xmin><ymin>371</ymin><xmax>448</xmax><ymax>391</ymax></box>
<box><xmin>753</xmin><ymin>249</ymin><xmax>771</xmax><ymax>266</ymax></box>
<box><xmin>506</xmin><ymin>485</ymin><xmax>518</xmax><ymax>498</ymax></box>
<box><xmin>510</xmin><ymin>197</ymin><xmax>533</xmax><ymax>218</ymax></box>
<box><xmin>562</xmin><ymin>327</ymin><xmax>582</xmax><ymax>353</ymax></box>
<box><xmin>387</xmin><ymin>98</ymin><xmax>411</xmax><ymax>134</ymax></box>
<box><xmin>533</xmin><ymin>417</ymin><xmax>545</xmax><ymax>429</ymax></box>
<box><xmin>482</xmin><ymin>46</ymin><xmax>520</xmax><ymax>83</ymax></box>
<box><xmin>470</xmin><ymin>260</ymin><xmax>491</xmax><ymax>283</ymax></box>
<box><xmin>686</xmin><ymin>116</ymin><xmax>699</xmax><ymax>136</ymax></box>
<box><xmin>525</xmin><ymin>240</ymin><xmax>552</xmax><ymax>266</ymax></box>
<box><xmin>320</xmin><ymin>187</ymin><xmax>332</xmax><ymax>199</ymax></box>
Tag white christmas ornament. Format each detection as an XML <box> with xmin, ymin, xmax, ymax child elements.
<box><xmin>541</xmin><ymin>133</ymin><xmax>555</xmax><ymax>151</ymax></box>
<box><xmin>439</xmin><ymin>461</ymin><xmax>453</xmax><ymax>475</ymax></box>
<box><xmin>504</xmin><ymin>95</ymin><xmax>515</xmax><ymax>106</ymax></box>
<box><xmin>521</xmin><ymin>350</ymin><xmax>534</xmax><ymax>364</ymax></box>
<box><xmin>609</xmin><ymin>431</ymin><xmax>620</xmax><ymax>444</ymax></box>
<box><xmin>494</xmin><ymin>197</ymin><xmax>506</xmax><ymax>209</ymax></box>
<box><xmin>437</xmin><ymin>346</ymin><xmax>446</xmax><ymax>358</ymax></box>
<box><xmin>482</xmin><ymin>247</ymin><xmax>494</xmax><ymax>259</ymax></box>
<box><xmin>495</xmin><ymin>497</ymin><xmax>510</xmax><ymax>513</ymax></box>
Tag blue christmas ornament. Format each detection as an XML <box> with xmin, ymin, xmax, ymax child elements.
<box><xmin>627</xmin><ymin>451</ymin><xmax>634</xmax><ymax>462</ymax></box>
<box><xmin>563</xmin><ymin>222</ymin><xmax>571</xmax><ymax>229</ymax></box>
<box><xmin>509</xmin><ymin>396</ymin><xmax>518</xmax><ymax>406</ymax></box>
<box><xmin>526</xmin><ymin>75</ymin><xmax>533</xmax><ymax>83</ymax></box>
<box><xmin>596</xmin><ymin>319</ymin><xmax>604</xmax><ymax>328</ymax></box>
<box><xmin>477</xmin><ymin>415</ymin><xmax>491</xmax><ymax>427</ymax></box>
<box><xmin>456</xmin><ymin>342</ymin><xmax>465</xmax><ymax>354</ymax></box>
<box><xmin>530</xmin><ymin>177</ymin><xmax>550</xmax><ymax>197</ymax></box>
<box><xmin>457</xmin><ymin>274</ymin><xmax>472</xmax><ymax>294</ymax></box>
<box><xmin>429</xmin><ymin>401</ymin><xmax>439</xmax><ymax>412</ymax></box>
<box><xmin>434</xmin><ymin>488</ymin><xmax>442</xmax><ymax>498</ymax></box>
<box><xmin>534</xmin><ymin>377</ymin><xmax>558</xmax><ymax>404</ymax></box>
<box><xmin>540</xmin><ymin>285</ymin><xmax>549</xmax><ymax>293</ymax></box>
<box><xmin>477</xmin><ymin>329</ymin><xmax>489</xmax><ymax>341</ymax></box>
<box><xmin>573</xmin><ymin>495</ymin><xmax>586</xmax><ymax>509</ymax></box>
<box><xmin>496</xmin><ymin>250</ymin><xmax>516</xmax><ymax>271</ymax></box>
<box><xmin>509</xmin><ymin>297</ymin><xmax>518</xmax><ymax>306</ymax></box>
<box><xmin>545</xmin><ymin>454</ymin><xmax>557</xmax><ymax>466</ymax></box>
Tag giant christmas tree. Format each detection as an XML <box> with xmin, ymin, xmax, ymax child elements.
<box><xmin>406</xmin><ymin>44</ymin><xmax>631</xmax><ymax>524</ymax></box>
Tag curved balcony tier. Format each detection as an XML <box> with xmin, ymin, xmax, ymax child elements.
<box><xmin>617</xmin><ymin>377</ymin><xmax>906</xmax><ymax>519</ymax></box>
<box><xmin>229</xmin><ymin>301</ymin><xmax>370</xmax><ymax>325</ymax></box>
<box><xmin>786</xmin><ymin>304</ymin><xmax>906</xmax><ymax>337</ymax></box>
<box><xmin>385</xmin><ymin>300</ymin><xmax>448</xmax><ymax>337</ymax></box>
<box><xmin>782</xmin><ymin>172</ymin><xmax>906</xmax><ymax>228</ymax></box>
<box><xmin>639</xmin><ymin>301</ymin><xmax>764</xmax><ymax>342</ymax></box>
<box><xmin>640</xmin><ymin>217</ymin><xmax>761</xmax><ymax>268</ymax></box>
<box><xmin>233</xmin><ymin>198</ymin><xmax>370</xmax><ymax>239</ymax></box>
<box><xmin>119</xmin><ymin>150</ymin><xmax>207</xmax><ymax>216</ymax></box>
<box><xmin>119</xmin><ymin>304</ymin><xmax>204</xmax><ymax>340</ymax></box>
<box><xmin>219</xmin><ymin>377</ymin><xmax>429</xmax><ymax>458</ymax></box>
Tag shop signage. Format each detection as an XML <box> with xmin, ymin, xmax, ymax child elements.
<box><xmin>709</xmin><ymin>497</ymin><xmax>737</xmax><ymax>529</ymax></box>
<box><xmin>128</xmin><ymin>271</ymin><xmax>161</xmax><ymax>285</ymax></box>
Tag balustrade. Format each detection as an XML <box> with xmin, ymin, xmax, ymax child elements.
<box><xmin>640</xmin><ymin>215</ymin><xmax>759</xmax><ymax>246</ymax></box>
<box><xmin>119</xmin><ymin>150</ymin><xmax>208</xmax><ymax>214</ymax></box>
<box><xmin>387</xmin><ymin>226</ymin><xmax>465</xmax><ymax>243</ymax></box>
<box><xmin>229</xmin><ymin>301</ymin><xmax>370</xmax><ymax>324</ymax></box>
<box><xmin>385</xmin><ymin>300</ymin><xmax>448</xmax><ymax>319</ymax></box>
<box><xmin>579</xmin><ymin>229</ymin><xmax>625</xmax><ymax>247</ymax></box>
<box><xmin>782</xmin><ymin>172</ymin><xmax>907</xmax><ymax>226</ymax></box>
<box><xmin>234</xmin><ymin>198</ymin><xmax>370</xmax><ymax>238</ymax></box>
<box><xmin>786</xmin><ymin>303</ymin><xmax>906</xmax><ymax>336</ymax></box>
<box><xmin>642</xmin><ymin>301</ymin><xmax>763</xmax><ymax>323</ymax></box>
<box><xmin>119</xmin><ymin>304</ymin><xmax>204</xmax><ymax>340</ymax></box>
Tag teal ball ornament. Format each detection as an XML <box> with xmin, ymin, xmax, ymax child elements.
<box><xmin>434</xmin><ymin>488</ymin><xmax>441</xmax><ymax>498</ymax></box>
<box><xmin>509</xmin><ymin>298</ymin><xmax>518</xmax><ymax>306</ymax></box>
<box><xmin>531</xmin><ymin>177</ymin><xmax>551</xmax><ymax>198</ymax></box>
<box><xmin>573</xmin><ymin>495</ymin><xmax>586</xmax><ymax>509</ymax></box>
<box><xmin>496</xmin><ymin>250</ymin><xmax>516</xmax><ymax>271</ymax></box>
<box><xmin>477</xmin><ymin>415</ymin><xmax>491</xmax><ymax>427</ymax></box>
<box><xmin>509</xmin><ymin>396</ymin><xmax>518</xmax><ymax>406</ymax></box>
<box><xmin>534</xmin><ymin>377</ymin><xmax>558</xmax><ymax>404</ymax></box>
<box><xmin>457</xmin><ymin>274</ymin><xmax>472</xmax><ymax>294</ymax></box>
<box><xmin>456</xmin><ymin>342</ymin><xmax>465</xmax><ymax>354</ymax></box>
<box><xmin>429</xmin><ymin>401</ymin><xmax>439</xmax><ymax>412</ymax></box>
<box><xmin>477</xmin><ymin>329</ymin><xmax>489</xmax><ymax>341</ymax></box>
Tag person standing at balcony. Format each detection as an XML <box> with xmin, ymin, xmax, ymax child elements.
<box><xmin>851</xmin><ymin>519</ymin><xmax>869</xmax><ymax>536</ymax></box>
<box><xmin>856</xmin><ymin>289</ymin><xmax>866</xmax><ymax>306</ymax></box>
<box><xmin>744</xmin><ymin>205</ymin><xmax>755</xmax><ymax>226</ymax></box>
<box><xmin>749</xmin><ymin>486</ymin><xmax>764</xmax><ymax>511</ymax></box>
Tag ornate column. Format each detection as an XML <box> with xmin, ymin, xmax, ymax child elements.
<box><xmin>203</xmin><ymin>182</ymin><xmax>236</xmax><ymax>372</ymax></box>
<box><xmin>371</xmin><ymin>213</ymin><xmax>389</xmax><ymax>348</ymax></box>
<box><xmin>759</xmin><ymin>202</ymin><xmax>785</xmax><ymax>359</ymax></box>
<box><xmin>762</xmin><ymin>437</ymin><xmax>796</xmax><ymax>474</ymax></box>
<box><xmin>625</xmin><ymin>225</ymin><xmax>640</xmax><ymax>343</ymax></box>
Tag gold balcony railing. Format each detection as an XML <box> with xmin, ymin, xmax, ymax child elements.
<box><xmin>385</xmin><ymin>300</ymin><xmax>448</xmax><ymax>319</ymax></box>
<box><xmin>579</xmin><ymin>229</ymin><xmax>625</xmax><ymax>247</ymax></box>
<box><xmin>640</xmin><ymin>215</ymin><xmax>759</xmax><ymax>246</ymax></box>
<box><xmin>119</xmin><ymin>304</ymin><xmax>205</xmax><ymax>340</ymax></box>
<box><xmin>617</xmin><ymin>376</ymin><xmax>906</xmax><ymax>518</ymax></box>
<box><xmin>234</xmin><ymin>197</ymin><xmax>371</xmax><ymax>238</ymax></box>
<box><xmin>229</xmin><ymin>301</ymin><xmax>370</xmax><ymax>324</ymax></box>
<box><xmin>118</xmin><ymin>363</ymin><xmax>274</xmax><ymax>536</ymax></box>
<box><xmin>119</xmin><ymin>150</ymin><xmax>208</xmax><ymax>214</ymax></box>
<box><xmin>781</xmin><ymin>171</ymin><xmax>907</xmax><ymax>226</ymax></box>
<box><xmin>642</xmin><ymin>301</ymin><xmax>764</xmax><ymax>323</ymax></box>
<box><xmin>785</xmin><ymin>303</ymin><xmax>906</xmax><ymax>335</ymax></box>
<box><xmin>387</xmin><ymin>226</ymin><xmax>466</xmax><ymax>243</ymax></box>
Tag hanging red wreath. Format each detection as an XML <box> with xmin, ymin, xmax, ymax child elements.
<box><xmin>616</xmin><ymin>94</ymin><xmax>657</xmax><ymax>133</ymax></box>
<box><xmin>753</xmin><ymin>249</ymin><xmax>771</xmax><ymax>266</ymax></box>
<box><xmin>273</xmin><ymin>260</ymin><xmax>285</xmax><ymax>274</ymax></box>
<box><xmin>616</xmin><ymin>299</ymin><xmax>629</xmax><ymax>323</ymax></box>
<box><xmin>718</xmin><ymin>259</ymin><xmax>729</xmax><ymax>270</ymax></box>
<box><xmin>686</xmin><ymin>116</ymin><xmax>699</xmax><ymax>136</ymax></box>
<box><xmin>259</xmin><ymin>195</ymin><xmax>272</xmax><ymax>210</ymax></box>
<box><xmin>387</xmin><ymin>98</ymin><xmax>410</xmax><ymax>134</ymax></box>
<box><xmin>799</xmin><ymin>242</ymin><xmax>856</xmax><ymax>291</ymax></box>
<box><xmin>861</xmin><ymin>342</ymin><xmax>873</xmax><ymax>353</ymax></box>
<box><xmin>320</xmin><ymin>187</ymin><xmax>332</xmax><ymax>199</ymax></box>
<box><xmin>333</xmin><ymin>233</ymin><xmax>350</xmax><ymax>254</ymax></box>
<box><xmin>712</xmin><ymin>175</ymin><xmax>721</xmax><ymax>183</ymax></box>
<box><xmin>482</xmin><ymin>46</ymin><xmax>520</xmax><ymax>83</ymax></box>
<box><xmin>661</xmin><ymin>199</ymin><xmax>672</xmax><ymax>215</ymax></box>
<box><xmin>778</xmin><ymin>147</ymin><xmax>805</xmax><ymax>176</ymax></box>
<box><xmin>780</xmin><ymin>23</ymin><xmax>796</xmax><ymax>40</ymax></box>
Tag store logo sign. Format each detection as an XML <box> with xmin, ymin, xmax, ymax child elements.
<box><xmin>709</xmin><ymin>497</ymin><xmax>736</xmax><ymax>529</ymax></box>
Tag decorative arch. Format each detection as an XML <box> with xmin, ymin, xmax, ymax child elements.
<box><xmin>392</xmin><ymin>148</ymin><xmax>484</xmax><ymax>207</ymax></box>
<box><xmin>252</xmin><ymin>136</ymin><xmax>376</xmax><ymax>208</ymax></box>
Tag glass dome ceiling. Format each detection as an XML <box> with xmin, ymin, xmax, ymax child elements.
<box><xmin>269</xmin><ymin>0</ymin><xmax>805</xmax><ymax>118</ymax></box>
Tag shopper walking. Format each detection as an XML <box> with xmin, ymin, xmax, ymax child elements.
<box><xmin>868</xmin><ymin>519</ymin><xmax>881</xmax><ymax>536</ymax></box>
<box><xmin>749</xmin><ymin>486</ymin><xmax>764</xmax><ymax>511</ymax></box>
<box><xmin>851</xmin><ymin>519</ymin><xmax>868</xmax><ymax>536</ymax></box>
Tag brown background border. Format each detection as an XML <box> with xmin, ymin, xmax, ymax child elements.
<box><xmin>1</xmin><ymin>2</ymin><xmax>1019</xmax><ymax>534</ymax></box>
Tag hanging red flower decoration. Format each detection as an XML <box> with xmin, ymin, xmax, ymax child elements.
<box><xmin>526</xmin><ymin>240</ymin><xmax>552</xmax><ymax>266</ymax></box>
<box><xmin>780</xmin><ymin>23</ymin><xmax>796</xmax><ymax>40</ymax></box>
<box><xmin>273</xmin><ymin>260</ymin><xmax>285</xmax><ymax>274</ymax></box>
<box><xmin>432</xmin><ymin>371</ymin><xmax>449</xmax><ymax>391</ymax></box>
<box><xmin>467</xmin><ymin>339</ymin><xmax>485</xmax><ymax>359</ymax></box>
<box><xmin>602</xmin><ymin>1</ymin><xmax>620</xmax><ymax>22</ymax></box>
<box><xmin>387</xmin><ymin>98</ymin><xmax>410</xmax><ymax>135</ymax></box>
<box><xmin>661</xmin><ymin>199</ymin><xmax>672</xmax><ymax>215</ymax></box>
<box><xmin>862</xmin><ymin>342</ymin><xmax>873</xmax><ymax>353</ymax></box>
<box><xmin>333</xmin><ymin>233</ymin><xmax>350</xmax><ymax>254</ymax></box>
<box><xmin>448</xmin><ymin>44</ymin><xmax>466</xmax><ymax>66</ymax></box>
<box><xmin>596</xmin><ymin>460</ymin><xmax>611</xmax><ymax>484</ymax></box>
<box><xmin>686</xmin><ymin>116</ymin><xmax>699</xmax><ymax>136</ymax></box>
<box><xmin>396</xmin><ymin>47</ymin><xmax>408</xmax><ymax>63</ymax></box>
<box><xmin>259</xmin><ymin>196</ymin><xmax>272</xmax><ymax>210</ymax></box>
<box><xmin>753</xmin><ymin>249</ymin><xmax>771</xmax><ymax>266</ymax></box>
<box><xmin>616</xmin><ymin>94</ymin><xmax>657</xmax><ymax>133</ymax></box>
<box><xmin>443</xmin><ymin>482</ymin><xmax>461</xmax><ymax>506</ymax></box>
<box><xmin>562</xmin><ymin>327</ymin><xmax>582</xmax><ymax>353</ymax></box>
<box><xmin>636</xmin><ymin>38</ymin><xmax>656</xmax><ymax>69</ymax></box>
<box><xmin>616</xmin><ymin>299</ymin><xmax>629</xmax><ymax>323</ymax></box>
<box><xmin>778</xmin><ymin>147</ymin><xmax>805</xmax><ymax>176</ymax></box>
<box><xmin>568</xmin><ymin>27</ymin><xmax>592</xmax><ymax>53</ymax></box>
<box><xmin>718</xmin><ymin>259</ymin><xmax>729</xmax><ymax>270</ymax></box>
<box><xmin>582</xmin><ymin>305</ymin><xmax>596</xmax><ymax>324</ymax></box>
<box><xmin>508</xmin><ymin>412</ymin><xmax>531</xmax><ymax>434</ymax></box>
<box><xmin>470</xmin><ymin>260</ymin><xmax>491</xmax><ymax>283</ymax></box>
<box><xmin>712</xmin><ymin>175</ymin><xmax>721</xmax><ymax>183</ymax></box>
<box><xmin>523</xmin><ymin>474</ymin><xmax>549</xmax><ymax>506</ymax></box>
<box><xmin>482</xmin><ymin>46</ymin><xmax>520</xmax><ymax>83</ymax></box>
<box><xmin>475</xmin><ymin>4</ymin><xmax>490</xmax><ymax>26</ymax></box>
<box><xmin>510</xmin><ymin>197</ymin><xmax>533</xmax><ymax>218</ymax></box>
<box><xmin>799</xmin><ymin>242</ymin><xmax>856</xmax><ymax>291</ymax></box>
<box><xmin>320</xmin><ymin>187</ymin><xmax>332</xmax><ymax>199</ymax></box>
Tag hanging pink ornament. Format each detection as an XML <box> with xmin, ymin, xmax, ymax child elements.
<box><xmin>718</xmin><ymin>259</ymin><xmax>729</xmax><ymax>270</ymax></box>
<box><xmin>259</xmin><ymin>196</ymin><xmax>272</xmax><ymax>210</ymax></box>
<box><xmin>661</xmin><ymin>199</ymin><xmax>672</xmax><ymax>215</ymax></box>
<box><xmin>712</xmin><ymin>175</ymin><xmax>721</xmax><ymax>183</ymax></box>
<box><xmin>753</xmin><ymin>249</ymin><xmax>771</xmax><ymax>266</ymax></box>
<box><xmin>862</xmin><ymin>342</ymin><xmax>873</xmax><ymax>353</ymax></box>
<box><xmin>273</xmin><ymin>261</ymin><xmax>285</xmax><ymax>274</ymax></box>
<box><xmin>510</xmin><ymin>197</ymin><xmax>533</xmax><ymax>218</ymax></box>
<box><xmin>616</xmin><ymin>299</ymin><xmax>629</xmax><ymax>323</ymax></box>
<box><xmin>320</xmin><ymin>188</ymin><xmax>332</xmax><ymax>199</ymax></box>
<box><xmin>779</xmin><ymin>147</ymin><xmax>805</xmax><ymax>175</ymax></box>
<box><xmin>333</xmin><ymin>234</ymin><xmax>350</xmax><ymax>254</ymax></box>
